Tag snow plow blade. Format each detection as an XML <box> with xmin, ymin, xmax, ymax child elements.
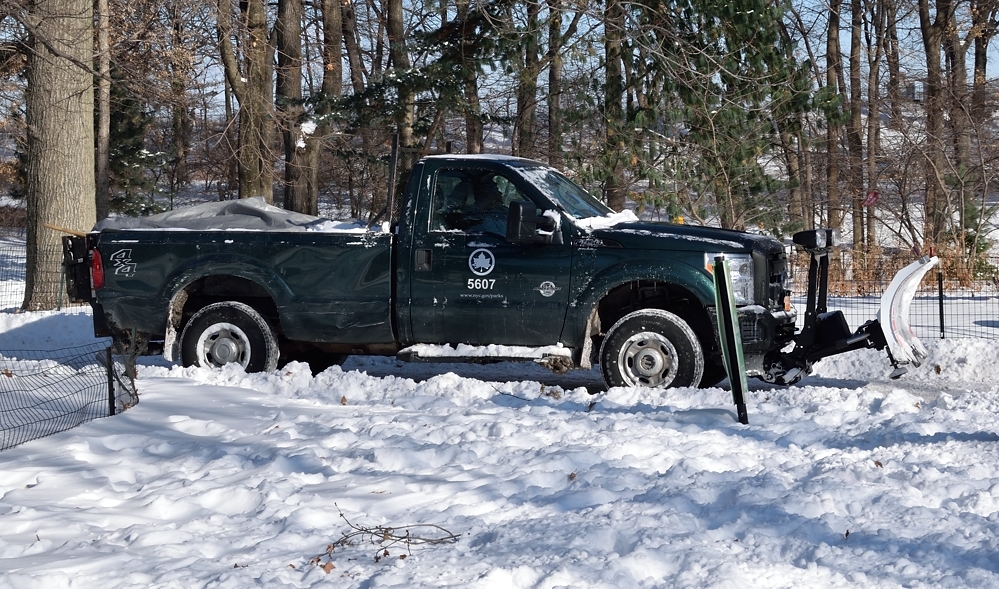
<box><xmin>878</xmin><ymin>255</ymin><xmax>939</xmax><ymax>369</ymax></box>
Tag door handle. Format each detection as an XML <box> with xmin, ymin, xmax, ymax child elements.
<box><xmin>416</xmin><ymin>249</ymin><xmax>432</xmax><ymax>271</ymax></box>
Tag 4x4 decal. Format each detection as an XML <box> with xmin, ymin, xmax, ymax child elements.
<box><xmin>110</xmin><ymin>249</ymin><xmax>136</xmax><ymax>277</ymax></box>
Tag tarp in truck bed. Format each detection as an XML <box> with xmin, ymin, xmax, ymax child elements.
<box><xmin>93</xmin><ymin>197</ymin><xmax>369</xmax><ymax>233</ymax></box>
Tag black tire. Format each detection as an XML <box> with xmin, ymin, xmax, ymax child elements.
<box><xmin>180</xmin><ymin>301</ymin><xmax>280</xmax><ymax>373</ymax></box>
<box><xmin>599</xmin><ymin>309</ymin><xmax>704</xmax><ymax>389</ymax></box>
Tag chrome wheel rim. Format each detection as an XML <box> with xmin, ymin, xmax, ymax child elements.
<box><xmin>618</xmin><ymin>331</ymin><xmax>678</xmax><ymax>387</ymax></box>
<box><xmin>196</xmin><ymin>322</ymin><xmax>251</xmax><ymax>368</ymax></box>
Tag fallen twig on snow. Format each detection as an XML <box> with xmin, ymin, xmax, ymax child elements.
<box><xmin>311</xmin><ymin>504</ymin><xmax>460</xmax><ymax>568</ymax></box>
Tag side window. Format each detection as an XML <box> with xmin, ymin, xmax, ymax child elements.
<box><xmin>431</xmin><ymin>169</ymin><xmax>528</xmax><ymax>235</ymax></box>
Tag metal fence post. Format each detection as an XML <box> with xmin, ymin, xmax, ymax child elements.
<box><xmin>937</xmin><ymin>270</ymin><xmax>945</xmax><ymax>339</ymax></box>
<box><xmin>107</xmin><ymin>347</ymin><xmax>115</xmax><ymax>416</ymax></box>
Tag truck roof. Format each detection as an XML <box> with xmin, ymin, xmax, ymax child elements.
<box><xmin>421</xmin><ymin>153</ymin><xmax>546</xmax><ymax>167</ymax></box>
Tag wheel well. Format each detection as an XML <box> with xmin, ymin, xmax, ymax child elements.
<box><xmin>596</xmin><ymin>280</ymin><xmax>714</xmax><ymax>354</ymax></box>
<box><xmin>180</xmin><ymin>275</ymin><xmax>280</xmax><ymax>335</ymax></box>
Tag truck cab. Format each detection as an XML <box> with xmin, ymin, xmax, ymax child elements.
<box><xmin>394</xmin><ymin>155</ymin><xmax>797</xmax><ymax>388</ymax></box>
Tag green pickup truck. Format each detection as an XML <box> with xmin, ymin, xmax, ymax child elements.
<box><xmin>63</xmin><ymin>154</ymin><xmax>937</xmax><ymax>389</ymax></box>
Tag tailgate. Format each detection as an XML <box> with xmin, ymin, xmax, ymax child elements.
<box><xmin>62</xmin><ymin>235</ymin><xmax>93</xmax><ymax>303</ymax></box>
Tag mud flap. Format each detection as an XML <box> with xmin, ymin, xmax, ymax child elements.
<box><xmin>878</xmin><ymin>255</ymin><xmax>939</xmax><ymax>369</ymax></box>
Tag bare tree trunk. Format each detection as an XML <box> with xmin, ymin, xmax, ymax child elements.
<box><xmin>305</xmin><ymin>0</ymin><xmax>344</xmax><ymax>207</ymax></box>
<box><xmin>918</xmin><ymin>0</ymin><xmax>951</xmax><ymax>248</ymax></box>
<box><xmin>95</xmin><ymin>0</ymin><xmax>110</xmax><ymax>222</ymax></box>
<box><xmin>603</xmin><ymin>0</ymin><xmax>626</xmax><ymax>211</ymax></box>
<box><xmin>277</xmin><ymin>0</ymin><xmax>310</xmax><ymax>212</ymax></box>
<box><xmin>222</xmin><ymin>75</ymin><xmax>238</xmax><ymax>200</ymax></box>
<box><xmin>386</xmin><ymin>0</ymin><xmax>414</xmax><ymax>171</ymax></box>
<box><xmin>971</xmin><ymin>1</ymin><xmax>998</xmax><ymax>119</ymax></box>
<box><xmin>23</xmin><ymin>0</ymin><xmax>97</xmax><ymax>310</ymax></box>
<box><xmin>514</xmin><ymin>0</ymin><xmax>539</xmax><ymax>159</ymax></box>
<box><xmin>456</xmin><ymin>0</ymin><xmax>482</xmax><ymax>154</ymax></box>
<box><xmin>341</xmin><ymin>0</ymin><xmax>366</xmax><ymax>96</ymax></box>
<box><xmin>866</xmin><ymin>0</ymin><xmax>887</xmax><ymax>249</ymax></box>
<box><xmin>848</xmin><ymin>0</ymin><xmax>864</xmax><ymax>249</ymax></box>
<box><xmin>168</xmin><ymin>1</ymin><xmax>192</xmax><ymax>198</ymax></box>
<box><xmin>826</xmin><ymin>0</ymin><xmax>844</xmax><ymax>230</ymax></box>
<box><xmin>800</xmin><ymin>126</ymin><xmax>815</xmax><ymax>230</ymax></box>
<box><xmin>217</xmin><ymin>0</ymin><xmax>275</xmax><ymax>202</ymax></box>
<box><xmin>782</xmin><ymin>131</ymin><xmax>803</xmax><ymax>231</ymax></box>
<box><xmin>885</xmin><ymin>0</ymin><xmax>903</xmax><ymax>127</ymax></box>
<box><xmin>546</xmin><ymin>0</ymin><xmax>563</xmax><ymax>167</ymax></box>
<box><xmin>944</xmin><ymin>9</ymin><xmax>973</xmax><ymax>253</ymax></box>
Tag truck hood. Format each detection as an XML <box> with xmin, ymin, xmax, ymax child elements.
<box><xmin>584</xmin><ymin>221</ymin><xmax>785</xmax><ymax>256</ymax></box>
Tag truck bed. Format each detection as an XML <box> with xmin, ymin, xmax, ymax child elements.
<box><xmin>91</xmin><ymin>229</ymin><xmax>395</xmax><ymax>346</ymax></box>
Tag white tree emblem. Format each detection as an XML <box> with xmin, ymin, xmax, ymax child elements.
<box><xmin>468</xmin><ymin>248</ymin><xmax>495</xmax><ymax>276</ymax></box>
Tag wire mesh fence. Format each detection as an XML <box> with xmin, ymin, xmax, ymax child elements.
<box><xmin>0</xmin><ymin>343</ymin><xmax>138</xmax><ymax>451</ymax></box>
<box><xmin>788</xmin><ymin>251</ymin><xmax>999</xmax><ymax>341</ymax></box>
<box><xmin>0</xmin><ymin>241</ymin><xmax>88</xmax><ymax>313</ymax></box>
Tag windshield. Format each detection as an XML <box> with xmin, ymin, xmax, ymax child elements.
<box><xmin>515</xmin><ymin>166</ymin><xmax>613</xmax><ymax>219</ymax></box>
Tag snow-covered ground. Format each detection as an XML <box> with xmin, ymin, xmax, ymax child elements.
<box><xmin>1</xmin><ymin>307</ymin><xmax>999</xmax><ymax>588</ymax></box>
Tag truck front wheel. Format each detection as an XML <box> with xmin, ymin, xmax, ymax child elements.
<box><xmin>180</xmin><ymin>301</ymin><xmax>280</xmax><ymax>373</ymax></box>
<box><xmin>599</xmin><ymin>309</ymin><xmax>704</xmax><ymax>389</ymax></box>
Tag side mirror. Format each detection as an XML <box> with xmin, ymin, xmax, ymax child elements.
<box><xmin>506</xmin><ymin>201</ymin><xmax>560</xmax><ymax>245</ymax></box>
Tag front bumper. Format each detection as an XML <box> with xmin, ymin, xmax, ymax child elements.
<box><xmin>708</xmin><ymin>305</ymin><xmax>797</xmax><ymax>374</ymax></box>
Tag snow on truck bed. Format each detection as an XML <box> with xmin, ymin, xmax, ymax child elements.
<box><xmin>94</xmin><ymin>197</ymin><xmax>373</xmax><ymax>233</ymax></box>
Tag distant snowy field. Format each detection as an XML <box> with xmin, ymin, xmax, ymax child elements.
<box><xmin>1</xmin><ymin>307</ymin><xmax>999</xmax><ymax>588</ymax></box>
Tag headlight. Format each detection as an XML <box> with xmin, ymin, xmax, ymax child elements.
<box><xmin>705</xmin><ymin>253</ymin><xmax>755</xmax><ymax>305</ymax></box>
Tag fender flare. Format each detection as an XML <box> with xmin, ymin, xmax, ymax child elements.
<box><xmin>562</xmin><ymin>259</ymin><xmax>716</xmax><ymax>350</ymax></box>
<box><xmin>160</xmin><ymin>257</ymin><xmax>293</xmax><ymax>362</ymax></box>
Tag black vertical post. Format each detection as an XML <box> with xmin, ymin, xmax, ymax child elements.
<box><xmin>384</xmin><ymin>132</ymin><xmax>400</xmax><ymax>226</ymax></box>
<box><xmin>713</xmin><ymin>256</ymin><xmax>749</xmax><ymax>425</ymax></box>
<box><xmin>937</xmin><ymin>270</ymin><xmax>945</xmax><ymax>339</ymax></box>
<box><xmin>107</xmin><ymin>347</ymin><xmax>116</xmax><ymax>416</ymax></box>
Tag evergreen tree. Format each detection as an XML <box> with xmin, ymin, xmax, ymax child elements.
<box><xmin>105</xmin><ymin>70</ymin><xmax>161</xmax><ymax>216</ymax></box>
<box><xmin>619</xmin><ymin>0</ymin><xmax>812</xmax><ymax>231</ymax></box>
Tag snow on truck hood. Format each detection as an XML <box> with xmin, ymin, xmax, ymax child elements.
<box><xmin>578</xmin><ymin>216</ymin><xmax>783</xmax><ymax>253</ymax></box>
<box><xmin>93</xmin><ymin>197</ymin><xmax>372</xmax><ymax>233</ymax></box>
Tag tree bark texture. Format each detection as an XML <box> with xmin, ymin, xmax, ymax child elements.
<box><xmin>217</xmin><ymin>0</ymin><xmax>275</xmax><ymax>202</ymax></box>
<box><xmin>23</xmin><ymin>0</ymin><xmax>97</xmax><ymax>310</ymax></box>
<box><xmin>277</xmin><ymin>0</ymin><xmax>309</xmax><ymax>213</ymax></box>
<box><xmin>603</xmin><ymin>0</ymin><xmax>626</xmax><ymax>212</ymax></box>
<box><xmin>918</xmin><ymin>0</ymin><xmax>951</xmax><ymax>248</ymax></box>
<box><xmin>546</xmin><ymin>0</ymin><xmax>563</xmax><ymax>167</ymax></box>
<box><xmin>514</xmin><ymin>0</ymin><xmax>540</xmax><ymax>159</ymax></box>
<box><xmin>826</xmin><ymin>0</ymin><xmax>844</xmax><ymax>230</ymax></box>
<box><xmin>95</xmin><ymin>0</ymin><xmax>110</xmax><ymax>222</ymax></box>
<box><xmin>848</xmin><ymin>0</ymin><xmax>864</xmax><ymax>248</ymax></box>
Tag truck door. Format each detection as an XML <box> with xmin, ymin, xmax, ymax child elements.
<box><xmin>409</xmin><ymin>166</ymin><xmax>572</xmax><ymax>346</ymax></box>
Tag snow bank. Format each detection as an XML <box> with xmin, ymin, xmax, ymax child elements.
<box><xmin>1</xmin><ymin>310</ymin><xmax>999</xmax><ymax>587</ymax></box>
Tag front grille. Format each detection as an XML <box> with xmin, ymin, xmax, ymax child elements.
<box><xmin>707</xmin><ymin>309</ymin><xmax>767</xmax><ymax>347</ymax></box>
<box><xmin>740</xmin><ymin>314</ymin><xmax>764</xmax><ymax>342</ymax></box>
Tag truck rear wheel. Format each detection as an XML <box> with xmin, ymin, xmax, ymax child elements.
<box><xmin>180</xmin><ymin>301</ymin><xmax>279</xmax><ymax>373</ymax></box>
<box><xmin>599</xmin><ymin>309</ymin><xmax>704</xmax><ymax>389</ymax></box>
